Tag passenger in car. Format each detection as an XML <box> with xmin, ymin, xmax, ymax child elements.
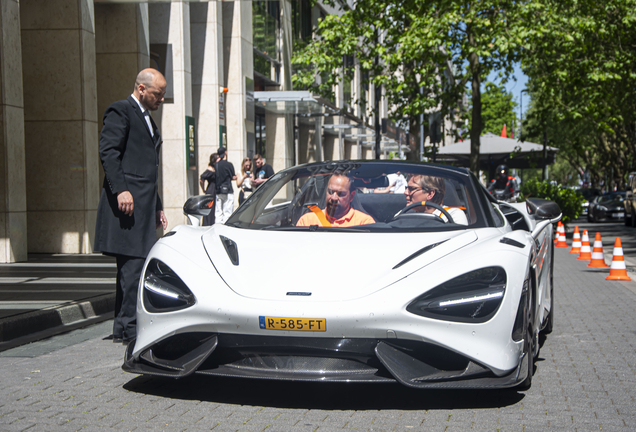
<box><xmin>296</xmin><ymin>170</ymin><xmax>375</xmax><ymax>227</ymax></box>
<box><xmin>404</xmin><ymin>175</ymin><xmax>469</xmax><ymax>225</ymax></box>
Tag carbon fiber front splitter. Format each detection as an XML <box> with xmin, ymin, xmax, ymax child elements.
<box><xmin>122</xmin><ymin>333</ymin><xmax>526</xmax><ymax>389</ymax></box>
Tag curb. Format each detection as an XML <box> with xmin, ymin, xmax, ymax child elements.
<box><xmin>0</xmin><ymin>293</ymin><xmax>115</xmax><ymax>352</ymax></box>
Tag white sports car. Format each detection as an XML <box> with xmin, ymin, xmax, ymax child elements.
<box><xmin>123</xmin><ymin>161</ymin><xmax>561</xmax><ymax>390</ymax></box>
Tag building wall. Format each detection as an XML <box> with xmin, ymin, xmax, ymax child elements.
<box><xmin>191</xmin><ymin>2</ymin><xmax>224</xmax><ymax>183</ymax></box>
<box><xmin>0</xmin><ymin>0</ymin><xmax>387</xmax><ymax>263</ymax></box>
<box><xmin>20</xmin><ymin>0</ymin><xmax>99</xmax><ymax>254</ymax></box>
<box><xmin>149</xmin><ymin>2</ymin><xmax>193</xmax><ymax>231</ymax></box>
<box><xmin>222</xmin><ymin>1</ymin><xmax>252</xmax><ymax>186</ymax></box>
<box><xmin>0</xmin><ymin>0</ymin><xmax>27</xmax><ymax>262</ymax></box>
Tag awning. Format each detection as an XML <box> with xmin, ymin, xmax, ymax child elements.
<box><xmin>254</xmin><ymin>91</ymin><xmax>340</xmax><ymax>117</ymax></box>
<box><xmin>436</xmin><ymin>133</ymin><xmax>558</xmax><ymax>170</ymax></box>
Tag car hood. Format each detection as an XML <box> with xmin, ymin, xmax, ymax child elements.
<box><xmin>202</xmin><ymin>226</ymin><xmax>479</xmax><ymax>301</ymax></box>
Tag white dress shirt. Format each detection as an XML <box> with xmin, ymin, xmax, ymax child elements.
<box><xmin>130</xmin><ymin>94</ymin><xmax>154</xmax><ymax>137</ymax></box>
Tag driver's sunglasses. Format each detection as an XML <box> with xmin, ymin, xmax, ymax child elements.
<box><xmin>406</xmin><ymin>186</ymin><xmax>425</xmax><ymax>194</ymax></box>
<box><xmin>327</xmin><ymin>188</ymin><xmax>348</xmax><ymax>198</ymax></box>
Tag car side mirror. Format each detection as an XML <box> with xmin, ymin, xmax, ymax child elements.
<box><xmin>526</xmin><ymin>198</ymin><xmax>561</xmax><ymax>220</ymax></box>
<box><xmin>183</xmin><ymin>195</ymin><xmax>215</xmax><ymax>226</ymax></box>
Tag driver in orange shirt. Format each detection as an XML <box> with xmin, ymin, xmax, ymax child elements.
<box><xmin>297</xmin><ymin>171</ymin><xmax>375</xmax><ymax>227</ymax></box>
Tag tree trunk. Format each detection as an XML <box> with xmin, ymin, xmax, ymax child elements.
<box><xmin>468</xmin><ymin>32</ymin><xmax>482</xmax><ymax>176</ymax></box>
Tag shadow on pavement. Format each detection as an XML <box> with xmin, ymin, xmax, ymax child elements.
<box><xmin>123</xmin><ymin>374</ymin><xmax>524</xmax><ymax>410</ymax></box>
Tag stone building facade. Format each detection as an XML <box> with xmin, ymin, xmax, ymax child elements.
<box><xmin>0</xmin><ymin>0</ymin><xmax>389</xmax><ymax>263</ymax></box>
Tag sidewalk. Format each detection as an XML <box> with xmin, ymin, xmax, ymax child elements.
<box><xmin>0</xmin><ymin>254</ymin><xmax>116</xmax><ymax>352</ymax></box>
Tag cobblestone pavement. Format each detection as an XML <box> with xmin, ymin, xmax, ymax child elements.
<box><xmin>1</xmin><ymin>248</ymin><xmax>635</xmax><ymax>432</ymax></box>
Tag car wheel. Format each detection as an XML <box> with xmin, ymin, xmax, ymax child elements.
<box><xmin>517</xmin><ymin>281</ymin><xmax>535</xmax><ymax>391</ymax></box>
<box><xmin>625</xmin><ymin>210</ymin><xmax>631</xmax><ymax>226</ymax></box>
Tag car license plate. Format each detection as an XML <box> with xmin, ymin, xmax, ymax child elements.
<box><xmin>259</xmin><ymin>316</ymin><xmax>326</xmax><ymax>331</ymax></box>
<box><xmin>617</xmin><ymin>212</ymin><xmax>625</xmax><ymax>218</ymax></box>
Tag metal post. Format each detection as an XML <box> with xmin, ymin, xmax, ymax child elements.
<box><xmin>543</xmin><ymin>131</ymin><xmax>547</xmax><ymax>181</ymax></box>
<box><xmin>420</xmin><ymin>86</ymin><xmax>424</xmax><ymax>161</ymax></box>
<box><xmin>520</xmin><ymin>89</ymin><xmax>528</xmax><ymax>139</ymax></box>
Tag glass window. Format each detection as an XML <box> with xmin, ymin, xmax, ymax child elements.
<box><xmin>253</xmin><ymin>1</ymin><xmax>279</xmax><ymax>58</ymax></box>
<box><xmin>226</xmin><ymin>161</ymin><xmax>491</xmax><ymax>232</ymax></box>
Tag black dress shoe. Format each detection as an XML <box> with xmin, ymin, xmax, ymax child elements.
<box><xmin>113</xmin><ymin>337</ymin><xmax>124</xmax><ymax>343</ymax></box>
<box><xmin>103</xmin><ymin>334</ymin><xmax>116</xmax><ymax>340</ymax></box>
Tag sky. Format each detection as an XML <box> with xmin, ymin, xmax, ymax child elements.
<box><xmin>486</xmin><ymin>62</ymin><xmax>529</xmax><ymax>117</ymax></box>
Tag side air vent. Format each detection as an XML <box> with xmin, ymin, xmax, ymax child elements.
<box><xmin>393</xmin><ymin>240</ymin><xmax>448</xmax><ymax>269</ymax></box>
<box><xmin>500</xmin><ymin>237</ymin><xmax>525</xmax><ymax>248</ymax></box>
<box><xmin>220</xmin><ymin>236</ymin><xmax>239</xmax><ymax>265</ymax></box>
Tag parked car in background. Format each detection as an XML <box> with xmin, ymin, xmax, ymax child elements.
<box><xmin>625</xmin><ymin>173</ymin><xmax>636</xmax><ymax>227</ymax></box>
<box><xmin>577</xmin><ymin>188</ymin><xmax>602</xmax><ymax>217</ymax></box>
<box><xmin>587</xmin><ymin>191</ymin><xmax>626</xmax><ymax>222</ymax></box>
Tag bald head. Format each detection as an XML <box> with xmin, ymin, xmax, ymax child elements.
<box><xmin>133</xmin><ymin>68</ymin><xmax>167</xmax><ymax>111</ymax></box>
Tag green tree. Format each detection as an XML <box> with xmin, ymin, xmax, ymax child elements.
<box><xmin>468</xmin><ymin>81</ymin><xmax>518</xmax><ymax>137</ymax></box>
<box><xmin>293</xmin><ymin>0</ymin><xmax>526</xmax><ymax>172</ymax></box>
<box><xmin>521</xmin><ymin>0</ymin><xmax>636</xmax><ymax>189</ymax></box>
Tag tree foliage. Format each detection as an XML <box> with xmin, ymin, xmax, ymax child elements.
<box><xmin>292</xmin><ymin>0</ymin><xmax>525</xmax><ymax>171</ymax></box>
<box><xmin>521</xmin><ymin>0</ymin><xmax>636</xmax><ymax>189</ymax></box>
<box><xmin>468</xmin><ymin>81</ymin><xmax>518</xmax><ymax>138</ymax></box>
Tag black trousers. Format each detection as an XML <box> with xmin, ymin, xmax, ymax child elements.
<box><xmin>113</xmin><ymin>255</ymin><xmax>145</xmax><ymax>340</ymax></box>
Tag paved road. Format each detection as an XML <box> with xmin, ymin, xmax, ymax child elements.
<box><xmin>1</xmin><ymin>247</ymin><xmax>635</xmax><ymax>431</ymax></box>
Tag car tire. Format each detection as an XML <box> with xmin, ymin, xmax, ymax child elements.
<box><xmin>517</xmin><ymin>280</ymin><xmax>535</xmax><ymax>391</ymax></box>
<box><xmin>625</xmin><ymin>210</ymin><xmax>631</xmax><ymax>226</ymax></box>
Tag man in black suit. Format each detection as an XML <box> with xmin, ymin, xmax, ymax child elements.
<box><xmin>94</xmin><ymin>69</ymin><xmax>168</xmax><ymax>344</ymax></box>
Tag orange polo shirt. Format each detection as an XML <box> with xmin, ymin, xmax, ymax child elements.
<box><xmin>297</xmin><ymin>207</ymin><xmax>375</xmax><ymax>227</ymax></box>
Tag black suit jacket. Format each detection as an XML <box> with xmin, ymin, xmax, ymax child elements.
<box><xmin>94</xmin><ymin>96</ymin><xmax>163</xmax><ymax>258</ymax></box>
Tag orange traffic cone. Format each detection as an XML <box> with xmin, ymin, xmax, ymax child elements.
<box><xmin>588</xmin><ymin>232</ymin><xmax>608</xmax><ymax>268</ymax></box>
<box><xmin>578</xmin><ymin>229</ymin><xmax>592</xmax><ymax>261</ymax></box>
<box><xmin>606</xmin><ymin>237</ymin><xmax>631</xmax><ymax>281</ymax></box>
<box><xmin>569</xmin><ymin>226</ymin><xmax>581</xmax><ymax>254</ymax></box>
<box><xmin>555</xmin><ymin>223</ymin><xmax>568</xmax><ymax>248</ymax></box>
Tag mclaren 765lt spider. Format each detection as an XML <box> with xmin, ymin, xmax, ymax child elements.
<box><xmin>123</xmin><ymin>161</ymin><xmax>560</xmax><ymax>390</ymax></box>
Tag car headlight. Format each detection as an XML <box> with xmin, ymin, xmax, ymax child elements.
<box><xmin>406</xmin><ymin>267</ymin><xmax>506</xmax><ymax>323</ymax></box>
<box><xmin>143</xmin><ymin>259</ymin><xmax>195</xmax><ymax>313</ymax></box>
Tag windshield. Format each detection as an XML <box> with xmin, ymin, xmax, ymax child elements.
<box><xmin>226</xmin><ymin>161</ymin><xmax>491</xmax><ymax>232</ymax></box>
<box><xmin>600</xmin><ymin>192</ymin><xmax>625</xmax><ymax>203</ymax></box>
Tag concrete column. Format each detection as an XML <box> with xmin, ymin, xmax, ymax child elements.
<box><xmin>149</xmin><ymin>2</ymin><xmax>192</xmax><ymax>230</ymax></box>
<box><xmin>264</xmin><ymin>0</ymin><xmax>294</xmax><ymax>174</ymax></box>
<box><xmin>20</xmin><ymin>0</ymin><xmax>99</xmax><ymax>254</ymax></box>
<box><xmin>0</xmin><ymin>0</ymin><xmax>27</xmax><ymax>262</ymax></box>
<box><xmin>223</xmin><ymin>1</ymin><xmax>252</xmax><ymax>180</ymax></box>
<box><xmin>191</xmin><ymin>2</ymin><xmax>223</xmax><ymax>182</ymax></box>
<box><xmin>95</xmin><ymin>3</ymin><xmax>149</xmax><ymax>134</ymax></box>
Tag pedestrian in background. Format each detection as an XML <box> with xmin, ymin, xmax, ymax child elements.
<box><xmin>236</xmin><ymin>157</ymin><xmax>253</xmax><ymax>205</ymax></box>
<box><xmin>252</xmin><ymin>154</ymin><xmax>274</xmax><ymax>189</ymax></box>
<box><xmin>94</xmin><ymin>68</ymin><xmax>168</xmax><ymax>344</ymax></box>
<box><xmin>215</xmin><ymin>147</ymin><xmax>236</xmax><ymax>224</ymax></box>
<box><xmin>199</xmin><ymin>152</ymin><xmax>218</xmax><ymax>226</ymax></box>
